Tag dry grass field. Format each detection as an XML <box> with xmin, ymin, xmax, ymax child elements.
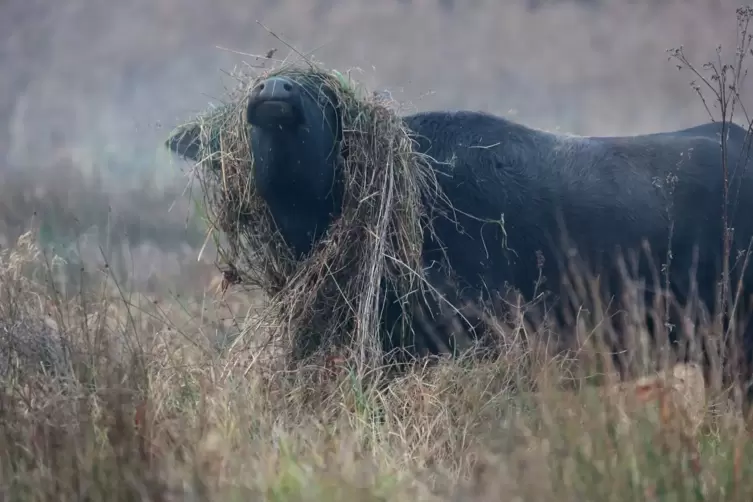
<box><xmin>3</xmin><ymin>0</ymin><xmax>753</xmax><ymax>500</ymax></box>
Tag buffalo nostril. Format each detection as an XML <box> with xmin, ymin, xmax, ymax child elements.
<box><xmin>258</xmin><ymin>83</ymin><xmax>265</xmax><ymax>91</ymax></box>
<box><xmin>283</xmin><ymin>82</ymin><xmax>293</xmax><ymax>92</ymax></box>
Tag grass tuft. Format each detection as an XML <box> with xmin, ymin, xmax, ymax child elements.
<box><xmin>166</xmin><ymin>61</ymin><xmax>457</xmax><ymax>375</ymax></box>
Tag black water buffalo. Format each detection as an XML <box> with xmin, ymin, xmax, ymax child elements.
<box><xmin>168</xmin><ymin>72</ymin><xmax>753</xmax><ymax>386</ymax></box>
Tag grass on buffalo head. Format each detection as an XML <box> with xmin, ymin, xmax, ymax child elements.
<box><xmin>165</xmin><ymin>60</ymin><xmax>461</xmax><ymax>376</ymax></box>
<box><xmin>3</xmin><ymin>232</ymin><xmax>753</xmax><ymax>501</ymax></box>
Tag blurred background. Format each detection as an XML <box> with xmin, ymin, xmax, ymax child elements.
<box><xmin>0</xmin><ymin>0</ymin><xmax>748</xmax><ymax>296</ymax></box>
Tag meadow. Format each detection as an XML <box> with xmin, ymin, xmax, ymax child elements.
<box><xmin>4</xmin><ymin>1</ymin><xmax>753</xmax><ymax>501</ymax></box>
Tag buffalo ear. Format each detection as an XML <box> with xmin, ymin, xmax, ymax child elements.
<box><xmin>164</xmin><ymin>123</ymin><xmax>202</xmax><ymax>161</ymax></box>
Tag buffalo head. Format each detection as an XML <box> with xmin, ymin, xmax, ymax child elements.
<box><xmin>166</xmin><ymin>72</ymin><xmax>346</xmax><ymax>259</ymax></box>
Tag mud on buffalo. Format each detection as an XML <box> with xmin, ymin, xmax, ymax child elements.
<box><xmin>168</xmin><ymin>71</ymin><xmax>753</xmax><ymax>391</ymax></box>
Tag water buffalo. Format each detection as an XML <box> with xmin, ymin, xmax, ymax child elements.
<box><xmin>168</xmin><ymin>71</ymin><xmax>753</xmax><ymax>387</ymax></box>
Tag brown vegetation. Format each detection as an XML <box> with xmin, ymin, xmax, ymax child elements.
<box><xmin>2</xmin><ymin>228</ymin><xmax>753</xmax><ymax>501</ymax></box>
<box><xmin>3</xmin><ymin>0</ymin><xmax>753</xmax><ymax>500</ymax></box>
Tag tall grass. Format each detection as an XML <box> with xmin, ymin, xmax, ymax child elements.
<box><xmin>3</xmin><ymin>6</ymin><xmax>753</xmax><ymax>502</ymax></box>
<box><xmin>1</xmin><ymin>228</ymin><xmax>752</xmax><ymax>502</ymax></box>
